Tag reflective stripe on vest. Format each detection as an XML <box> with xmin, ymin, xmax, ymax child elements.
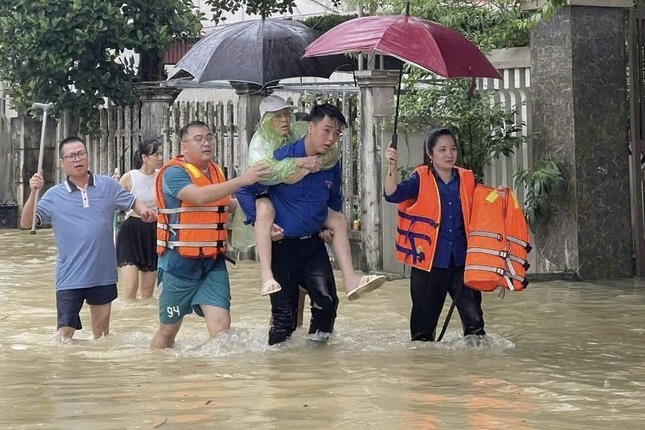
<box><xmin>157</xmin><ymin>239</ymin><xmax>228</xmax><ymax>249</ymax></box>
<box><xmin>158</xmin><ymin>222</ymin><xmax>229</xmax><ymax>231</ymax></box>
<box><xmin>158</xmin><ymin>206</ymin><xmax>229</xmax><ymax>214</ymax></box>
<box><xmin>156</xmin><ymin>156</ymin><xmax>230</xmax><ymax>258</ymax></box>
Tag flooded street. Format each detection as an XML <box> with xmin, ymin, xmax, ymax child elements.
<box><xmin>1</xmin><ymin>229</ymin><xmax>644</xmax><ymax>429</ymax></box>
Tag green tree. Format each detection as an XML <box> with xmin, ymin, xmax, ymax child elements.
<box><xmin>206</xmin><ymin>0</ymin><xmax>341</xmax><ymax>22</ymax></box>
<box><xmin>348</xmin><ymin>0</ymin><xmax>531</xmax><ymax>49</ymax></box>
<box><xmin>0</xmin><ymin>0</ymin><xmax>340</xmax><ymax>134</ymax></box>
<box><xmin>0</xmin><ymin>0</ymin><xmax>201</xmax><ymax>133</ymax></box>
<box><xmin>399</xmin><ymin>79</ymin><xmax>526</xmax><ymax>181</ymax></box>
<box><xmin>122</xmin><ymin>2</ymin><xmax>203</xmax><ymax>82</ymax></box>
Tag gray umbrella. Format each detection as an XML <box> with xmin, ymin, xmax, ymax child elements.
<box><xmin>169</xmin><ymin>18</ymin><xmax>353</xmax><ymax>86</ymax></box>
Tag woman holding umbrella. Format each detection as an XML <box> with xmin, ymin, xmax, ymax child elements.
<box><xmin>384</xmin><ymin>128</ymin><xmax>489</xmax><ymax>342</ymax></box>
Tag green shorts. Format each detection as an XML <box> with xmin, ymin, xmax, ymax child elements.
<box><xmin>157</xmin><ymin>261</ymin><xmax>231</xmax><ymax>324</ymax></box>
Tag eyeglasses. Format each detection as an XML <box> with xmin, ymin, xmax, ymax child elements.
<box><xmin>187</xmin><ymin>134</ymin><xmax>216</xmax><ymax>145</ymax></box>
<box><xmin>61</xmin><ymin>150</ymin><xmax>88</xmax><ymax>162</ymax></box>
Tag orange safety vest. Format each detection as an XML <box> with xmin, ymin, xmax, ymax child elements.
<box><xmin>464</xmin><ymin>185</ymin><xmax>531</xmax><ymax>292</ymax></box>
<box><xmin>395</xmin><ymin>166</ymin><xmax>475</xmax><ymax>272</ymax></box>
<box><xmin>156</xmin><ymin>156</ymin><xmax>230</xmax><ymax>258</ymax></box>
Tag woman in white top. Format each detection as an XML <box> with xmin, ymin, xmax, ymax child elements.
<box><xmin>116</xmin><ymin>139</ymin><xmax>162</xmax><ymax>300</ymax></box>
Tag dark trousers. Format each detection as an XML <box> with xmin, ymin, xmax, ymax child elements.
<box><xmin>269</xmin><ymin>237</ymin><xmax>339</xmax><ymax>345</ymax></box>
<box><xmin>410</xmin><ymin>266</ymin><xmax>485</xmax><ymax>341</ymax></box>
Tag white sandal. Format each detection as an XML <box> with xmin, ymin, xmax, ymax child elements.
<box><xmin>260</xmin><ymin>279</ymin><xmax>282</xmax><ymax>296</ymax></box>
<box><xmin>346</xmin><ymin>275</ymin><xmax>387</xmax><ymax>301</ymax></box>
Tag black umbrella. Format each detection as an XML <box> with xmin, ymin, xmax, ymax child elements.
<box><xmin>169</xmin><ymin>18</ymin><xmax>352</xmax><ymax>87</ymax></box>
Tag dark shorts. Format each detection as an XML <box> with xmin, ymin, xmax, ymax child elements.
<box><xmin>56</xmin><ymin>284</ymin><xmax>118</xmax><ymax>330</ymax></box>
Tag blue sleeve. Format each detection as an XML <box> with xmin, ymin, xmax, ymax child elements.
<box><xmin>384</xmin><ymin>171</ymin><xmax>420</xmax><ymax>203</ymax></box>
<box><xmin>36</xmin><ymin>187</ymin><xmax>55</xmax><ymax>225</ymax></box>
<box><xmin>274</xmin><ymin>139</ymin><xmax>307</xmax><ymax>161</ymax></box>
<box><xmin>163</xmin><ymin>166</ymin><xmax>192</xmax><ymax>198</ymax></box>
<box><xmin>328</xmin><ymin>163</ymin><xmax>342</xmax><ymax>212</ymax></box>
<box><xmin>235</xmin><ymin>183</ymin><xmax>269</xmax><ymax>225</ymax></box>
<box><xmin>108</xmin><ymin>176</ymin><xmax>135</xmax><ymax>212</ymax></box>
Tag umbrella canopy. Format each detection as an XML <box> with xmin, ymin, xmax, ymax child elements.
<box><xmin>303</xmin><ymin>14</ymin><xmax>501</xmax><ymax>147</ymax></box>
<box><xmin>169</xmin><ymin>18</ymin><xmax>352</xmax><ymax>87</ymax></box>
<box><xmin>303</xmin><ymin>15</ymin><xmax>500</xmax><ymax>79</ymax></box>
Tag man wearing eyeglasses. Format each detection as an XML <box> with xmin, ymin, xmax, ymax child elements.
<box><xmin>150</xmin><ymin>120</ymin><xmax>271</xmax><ymax>349</ymax></box>
<box><xmin>21</xmin><ymin>136</ymin><xmax>157</xmax><ymax>342</ymax></box>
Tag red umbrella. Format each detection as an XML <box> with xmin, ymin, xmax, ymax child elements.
<box><xmin>303</xmin><ymin>13</ymin><xmax>501</xmax><ymax>147</ymax></box>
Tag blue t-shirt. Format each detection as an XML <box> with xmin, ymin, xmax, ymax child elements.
<box><xmin>384</xmin><ymin>168</ymin><xmax>467</xmax><ymax>268</ymax></box>
<box><xmin>157</xmin><ymin>165</ymin><xmax>224</xmax><ymax>280</ymax></box>
<box><xmin>237</xmin><ymin>138</ymin><xmax>342</xmax><ymax>238</ymax></box>
<box><xmin>37</xmin><ymin>173</ymin><xmax>135</xmax><ymax>290</ymax></box>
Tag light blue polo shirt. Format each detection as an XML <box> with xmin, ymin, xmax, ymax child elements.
<box><xmin>37</xmin><ymin>172</ymin><xmax>135</xmax><ymax>291</ymax></box>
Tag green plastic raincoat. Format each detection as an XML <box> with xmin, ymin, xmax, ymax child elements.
<box><xmin>247</xmin><ymin>111</ymin><xmax>340</xmax><ymax>185</ymax></box>
<box><xmin>232</xmin><ymin>111</ymin><xmax>341</xmax><ymax>250</ymax></box>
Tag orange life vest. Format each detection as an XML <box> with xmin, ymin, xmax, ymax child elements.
<box><xmin>156</xmin><ymin>156</ymin><xmax>230</xmax><ymax>258</ymax></box>
<box><xmin>395</xmin><ymin>166</ymin><xmax>475</xmax><ymax>272</ymax></box>
<box><xmin>464</xmin><ymin>185</ymin><xmax>531</xmax><ymax>292</ymax></box>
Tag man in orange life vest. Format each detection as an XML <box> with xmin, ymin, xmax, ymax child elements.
<box><xmin>384</xmin><ymin>128</ymin><xmax>487</xmax><ymax>342</ymax></box>
<box><xmin>150</xmin><ymin>120</ymin><xmax>271</xmax><ymax>349</ymax></box>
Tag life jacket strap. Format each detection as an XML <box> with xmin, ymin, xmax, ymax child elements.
<box><xmin>158</xmin><ymin>222</ymin><xmax>229</xmax><ymax>231</ymax></box>
<box><xmin>467</xmin><ymin>248</ymin><xmax>530</xmax><ymax>283</ymax></box>
<box><xmin>467</xmin><ymin>247</ymin><xmax>528</xmax><ymax>269</ymax></box>
<box><xmin>467</xmin><ymin>247</ymin><xmax>509</xmax><ymax>259</ymax></box>
<box><xmin>396</xmin><ymin>228</ymin><xmax>431</xmax><ymax>265</ymax></box>
<box><xmin>157</xmin><ymin>239</ymin><xmax>228</xmax><ymax>249</ymax></box>
<box><xmin>398</xmin><ymin>210</ymin><xmax>438</xmax><ymax>228</ymax></box>
<box><xmin>510</xmin><ymin>255</ymin><xmax>530</xmax><ymax>270</ymax></box>
<box><xmin>508</xmin><ymin>235</ymin><xmax>531</xmax><ymax>251</ymax></box>
<box><xmin>469</xmin><ymin>230</ymin><xmax>502</xmax><ymax>241</ymax></box>
<box><xmin>465</xmin><ymin>264</ymin><xmax>527</xmax><ymax>291</ymax></box>
<box><xmin>396</xmin><ymin>243</ymin><xmax>425</xmax><ymax>264</ymax></box>
<box><xmin>396</xmin><ymin>228</ymin><xmax>431</xmax><ymax>241</ymax></box>
<box><xmin>158</xmin><ymin>205</ymin><xmax>229</xmax><ymax>214</ymax></box>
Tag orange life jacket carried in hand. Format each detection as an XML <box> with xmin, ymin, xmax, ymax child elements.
<box><xmin>395</xmin><ymin>166</ymin><xmax>475</xmax><ymax>272</ymax></box>
<box><xmin>156</xmin><ymin>156</ymin><xmax>230</xmax><ymax>258</ymax></box>
<box><xmin>464</xmin><ymin>185</ymin><xmax>531</xmax><ymax>292</ymax></box>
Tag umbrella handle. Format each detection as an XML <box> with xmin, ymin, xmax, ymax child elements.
<box><xmin>392</xmin><ymin>66</ymin><xmax>404</xmax><ymax>150</ymax></box>
<box><xmin>388</xmin><ymin>133</ymin><xmax>398</xmax><ymax>177</ymax></box>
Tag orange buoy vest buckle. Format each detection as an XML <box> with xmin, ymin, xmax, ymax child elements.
<box><xmin>464</xmin><ymin>185</ymin><xmax>532</xmax><ymax>292</ymax></box>
<box><xmin>156</xmin><ymin>156</ymin><xmax>230</xmax><ymax>258</ymax></box>
<box><xmin>395</xmin><ymin>166</ymin><xmax>475</xmax><ymax>272</ymax></box>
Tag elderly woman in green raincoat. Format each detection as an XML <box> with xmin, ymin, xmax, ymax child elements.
<box><xmin>242</xmin><ymin>95</ymin><xmax>386</xmax><ymax>303</ymax></box>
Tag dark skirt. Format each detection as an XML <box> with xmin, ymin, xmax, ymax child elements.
<box><xmin>116</xmin><ymin>216</ymin><xmax>157</xmax><ymax>272</ymax></box>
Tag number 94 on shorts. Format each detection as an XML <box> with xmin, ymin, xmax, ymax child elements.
<box><xmin>157</xmin><ymin>265</ymin><xmax>231</xmax><ymax>324</ymax></box>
